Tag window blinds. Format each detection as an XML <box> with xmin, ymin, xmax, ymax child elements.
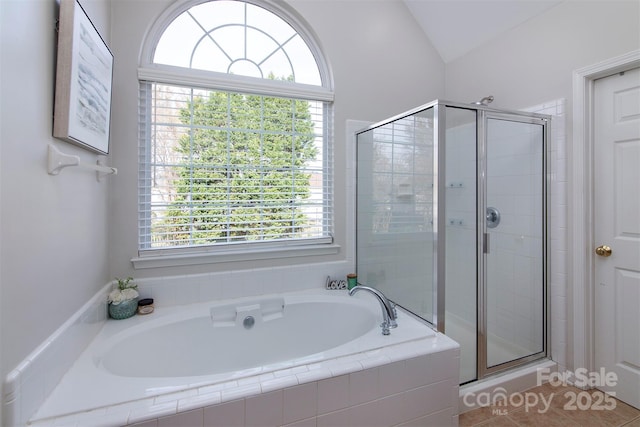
<box><xmin>138</xmin><ymin>82</ymin><xmax>332</xmax><ymax>253</ymax></box>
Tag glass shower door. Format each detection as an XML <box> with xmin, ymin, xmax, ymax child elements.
<box><xmin>482</xmin><ymin>115</ymin><xmax>546</xmax><ymax>373</ymax></box>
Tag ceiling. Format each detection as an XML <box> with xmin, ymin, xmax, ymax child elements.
<box><xmin>402</xmin><ymin>0</ymin><xmax>562</xmax><ymax>63</ymax></box>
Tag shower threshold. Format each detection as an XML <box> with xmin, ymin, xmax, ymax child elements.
<box><xmin>459</xmin><ymin>359</ymin><xmax>557</xmax><ymax>413</ymax></box>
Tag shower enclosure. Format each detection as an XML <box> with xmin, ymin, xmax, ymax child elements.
<box><xmin>356</xmin><ymin>100</ymin><xmax>549</xmax><ymax>384</ymax></box>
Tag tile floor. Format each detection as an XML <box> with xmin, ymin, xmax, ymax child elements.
<box><xmin>459</xmin><ymin>383</ymin><xmax>640</xmax><ymax>426</ymax></box>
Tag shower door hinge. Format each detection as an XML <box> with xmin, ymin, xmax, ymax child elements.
<box><xmin>483</xmin><ymin>233</ymin><xmax>490</xmax><ymax>253</ymax></box>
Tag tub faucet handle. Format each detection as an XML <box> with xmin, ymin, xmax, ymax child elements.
<box><xmin>389</xmin><ymin>302</ymin><xmax>398</xmax><ymax>328</ymax></box>
<box><xmin>381</xmin><ymin>322</ymin><xmax>390</xmax><ymax>336</ymax></box>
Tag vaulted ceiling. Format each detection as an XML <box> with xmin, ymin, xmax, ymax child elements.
<box><xmin>403</xmin><ymin>0</ymin><xmax>563</xmax><ymax>63</ymax></box>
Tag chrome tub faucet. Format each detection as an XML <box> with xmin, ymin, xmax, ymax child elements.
<box><xmin>348</xmin><ymin>285</ymin><xmax>397</xmax><ymax>335</ymax></box>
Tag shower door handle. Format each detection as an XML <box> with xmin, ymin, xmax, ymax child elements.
<box><xmin>483</xmin><ymin>233</ymin><xmax>490</xmax><ymax>254</ymax></box>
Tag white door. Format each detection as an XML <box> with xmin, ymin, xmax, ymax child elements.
<box><xmin>594</xmin><ymin>67</ymin><xmax>640</xmax><ymax>409</ymax></box>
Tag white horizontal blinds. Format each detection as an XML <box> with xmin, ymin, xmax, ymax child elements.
<box><xmin>139</xmin><ymin>82</ymin><xmax>330</xmax><ymax>250</ymax></box>
<box><xmin>138</xmin><ymin>82</ymin><xmax>153</xmax><ymax>250</ymax></box>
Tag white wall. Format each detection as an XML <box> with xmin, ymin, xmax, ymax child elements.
<box><xmin>108</xmin><ymin>0</ymin><xmax>445</xmax><ymax>279</ymax></box>
<box><xmin>0</xmin><ymin>0</ymin><xmax>112</xmax><ymax>385</ymax></box>
<box><xmin>445</xmin><ymin>1</ymin><xmax>640</xmax><ymax>110</ymax></box>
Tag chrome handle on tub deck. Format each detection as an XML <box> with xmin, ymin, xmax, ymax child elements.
<box><xmin>348</xmin><ymin>285</ymin><xmax>397</xmax><ymax>335</ymax></box>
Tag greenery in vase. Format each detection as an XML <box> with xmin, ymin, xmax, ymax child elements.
<box><xmin>108</xmin><ymin>277</ymin><xmax>139</xmax><ymax>305</ymax></box>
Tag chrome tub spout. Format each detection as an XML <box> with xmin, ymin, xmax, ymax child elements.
<box><xmin>348</xmin><ymin>285</ymin><xmax>397</xmax><ymax>335</ymax></box>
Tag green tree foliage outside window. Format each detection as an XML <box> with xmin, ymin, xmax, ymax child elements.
<box><xmin>156</xmin><ymin>87</ymin><xmax>318</xmax><ymax>247</ymax></box>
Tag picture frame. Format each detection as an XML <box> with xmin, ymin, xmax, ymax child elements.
<box><xmin>53</xmin><ymin>0</ymin><xmax>113</xmax><ymax>155</ymax></box>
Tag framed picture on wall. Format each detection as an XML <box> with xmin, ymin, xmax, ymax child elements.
<box><xmin>53</xmin><ymin>0</ymin><xmax>113</xmax><ymax>155</ymax></box>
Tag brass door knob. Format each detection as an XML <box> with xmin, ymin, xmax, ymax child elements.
<box><xmin>595</xmin><ymin>245</ymin><xmax>612</xmax><ymax>257</ymax></box>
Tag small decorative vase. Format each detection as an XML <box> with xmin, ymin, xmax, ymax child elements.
<box><xmin>109</xmin><ymin>298</ymin><xmax>138</xmax><ymax>320</ymax></box>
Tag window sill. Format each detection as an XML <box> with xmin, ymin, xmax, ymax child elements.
<box><xmin>131</xmin><ymin>243</ymin><xmax>341</xmax><ymax>270</ymax></box>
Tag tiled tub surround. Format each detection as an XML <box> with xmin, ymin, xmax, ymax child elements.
<box><xmin>2</xmin><ymin>283</ymin><xmax>111</xmax><ymax>427</ymax></box>
<box><xmin>6</xmin><ymin>273</ymin><xmax>460</xmax><ymax>426</ymax></box>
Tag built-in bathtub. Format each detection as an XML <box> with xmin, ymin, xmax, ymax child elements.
<box><xmin>21</xmin><ymin>289</ymin><xmax>460</xmax><ymax>427</ymax></box>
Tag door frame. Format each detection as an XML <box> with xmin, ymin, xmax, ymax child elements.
<box><xmin>571</xmin><ymin>50</ymin><xmax>640</xmax><ymax>380</ymax></box>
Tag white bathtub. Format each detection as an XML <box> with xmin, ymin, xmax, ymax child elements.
<box><xmin>99</xmin><ymin>294</ymin><xmax>380</xmax><ymax>378</ymax></box>
<box><xmin>29</xmin><ymin>289</ymin><xmax>460</xmax><ymax>426</ymax></box>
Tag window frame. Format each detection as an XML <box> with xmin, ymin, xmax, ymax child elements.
<box><xmin>133</xmin><ymin>0</ymin><xmax>336</xmax><ymax>269</ymax></box>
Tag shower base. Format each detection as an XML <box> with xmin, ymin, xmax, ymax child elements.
<box><xmin>445</xmin><ymin>312</ymin><xmax>546</xmax><ymax>385</ymax></box>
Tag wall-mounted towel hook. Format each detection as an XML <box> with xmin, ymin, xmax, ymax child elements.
<box><xmin>47</xmin><ymin>144</ymin><xmax>117</xmax><ymax>182</ymax></box>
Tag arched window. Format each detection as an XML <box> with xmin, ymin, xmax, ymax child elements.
<box><xmin>153</xmin><ymin>1</ymin><xmax>321</xmax><ymax>85</ymax></box>
<box><xmin>136</xmin><ymin>0</ymin><xmax>334</xmax><ymax>266</ymax></box>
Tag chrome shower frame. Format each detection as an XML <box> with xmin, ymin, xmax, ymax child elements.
<box><xmin>477</xmin><ymin>109</ymin><xmax>550</xmax><ymax>379</ymax></box>
<box><xmin>356</xmin><ymin>99</ymin><xmax>551</xmax><ymax>383</ymax></box>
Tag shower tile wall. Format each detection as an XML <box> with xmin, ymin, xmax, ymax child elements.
<box><xmin>445</xmin><ymin>117</ymin><xmax>476</xmax><ymax>328</ymax></box>
<box><xmin>444</xmin><ymin>111</ymin><xmax>477</xmax><ymax>383</ymax></box>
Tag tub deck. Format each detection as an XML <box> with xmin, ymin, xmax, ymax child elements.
<box><xmin>29</xmin><ymin>289</ymin><xmax>460</xmax><ymax>427</ymax></box>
